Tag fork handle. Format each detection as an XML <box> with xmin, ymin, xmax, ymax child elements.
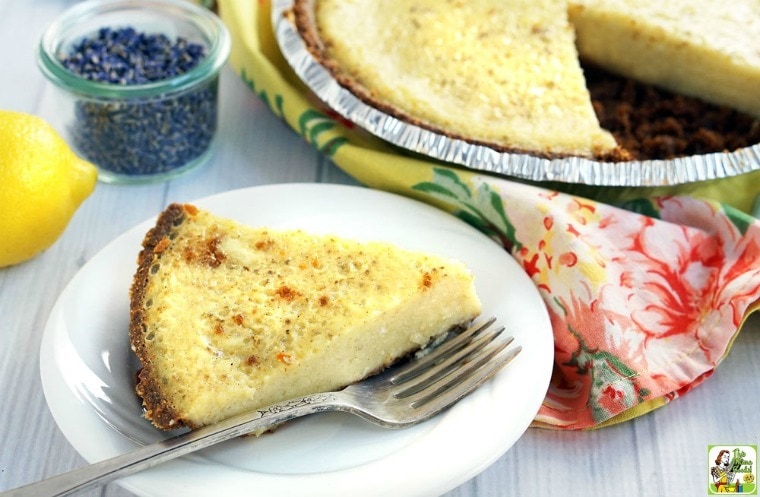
<box><xmin>2</xmin><ymin>393</ymin><xmax>339</xmax><ymax>497</ymax></box>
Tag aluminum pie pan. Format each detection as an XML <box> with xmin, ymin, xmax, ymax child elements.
<box><xmin>272</xmin><ymin>0</ymin><xmax>760</xmax><ymax>188</ymax></box>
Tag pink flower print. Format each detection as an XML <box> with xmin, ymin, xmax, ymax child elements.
<box><xmin>598</xmin><ymin>384</ymin><xmax>626</xmax><ymax>413</ymax></box>
<box><xmin>603</xmin><ymin>215</ymin><xmax>718</xmax><ymax>340</ymax></box>
<box><xmin>558</xmin><ymin>252</ymin><xmax>578</xmax><ymax>268</ymax></box>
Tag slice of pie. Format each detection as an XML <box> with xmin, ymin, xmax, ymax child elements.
<box><xmin>570</xmin><ymin>0</ymin><xmax>760</xmax><ymax>119</ymax></box>
<box><xmin>129</xmin><ymin>203</ymin><xmax>482</xmax><ymax>430</ymax></box>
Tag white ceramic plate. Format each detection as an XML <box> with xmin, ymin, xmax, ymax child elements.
<box><xmin>40</xmin><ymin>184</ymin><xmax>553</xmax><ymax>497</ymax></box>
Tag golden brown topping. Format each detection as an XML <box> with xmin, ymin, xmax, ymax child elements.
<box><xmin>153</xmin><ymin>237</ymin><xmax>170</xmax><ymax>254</ymax></box>
<box><xmin>183</xmin><ymin>235</ymin><xmax>226</xmax><ymax>267</ymax></box>
<box><xmin>275</xmin><ymin>285</ymin><xmax>301</xmax><ymax>301</ymax></box>
<box><xmin>297</xmin><ymin>258</ymin><xmax>321</xmax><ymax>270</ymax></box>
<box><xmin>255</xmin><ymin>238</ymin><xmax>275</xmax><ymax>251</ymax></box>
<box><xmin>205</xmin><ymin>236</ymin><xmax>226</xmax><ymax>266</ymax></box>
<box><xmin>183</xmin><ymin>204</ymin><xmax>199</xmax><ymax>216</ymax></box>
<box><xmin>276</xmin><ymin>352</ymin><xmax>293</xmax><ymax>365</ymax></box>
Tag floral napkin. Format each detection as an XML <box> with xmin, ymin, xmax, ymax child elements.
<box><xmin>216</xmin><ymin>0</ymin><xmax>760</xmax><ymax>430</ymax></box>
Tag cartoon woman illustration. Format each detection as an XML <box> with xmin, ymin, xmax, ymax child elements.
<box><xmin>711</xmin><ymin>449</ymin><xmax>736</xmax><ymax>492</ymax></box>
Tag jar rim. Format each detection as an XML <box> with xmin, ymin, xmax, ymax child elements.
<box><xmin>37</xmin><ymin>0</ymin><xmax>231</xmax><ymax>99</ymax></box>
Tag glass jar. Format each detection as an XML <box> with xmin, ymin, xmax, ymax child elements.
<box><xmin>37</xmin><ymin>0</ymin><xmax>230</xmax><ymax>184</ymax></box>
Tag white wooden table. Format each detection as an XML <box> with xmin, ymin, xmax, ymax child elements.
<box><xmin>2</xmin><ymin>2</ymin><xmax>759</xmax><ymax>496</ymax></box>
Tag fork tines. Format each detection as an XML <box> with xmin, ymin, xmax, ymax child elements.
<box><xmin>392</xmin><ymin>317</ymin><xmax>521</xmax><ymax>408</ymax></box>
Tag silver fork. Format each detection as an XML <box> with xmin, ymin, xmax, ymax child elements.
<box><xmin>2</xmin><ymin>317</ymin><xmax>520</xmax><ymax>497</ymax></box>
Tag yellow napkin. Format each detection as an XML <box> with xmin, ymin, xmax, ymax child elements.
<box><xmin>217</xmin><ymin>0</ymin><xmax>760</xmax><ymax>429</ymax></box>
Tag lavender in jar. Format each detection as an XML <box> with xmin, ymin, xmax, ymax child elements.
<box><xmin>57</xmin><ymin>27</ymin><xmax>217</xmax><ymax>177</ymax></box>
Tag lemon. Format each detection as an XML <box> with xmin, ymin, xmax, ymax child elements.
<box><xmin>0</xmin><ymin>110</ymin><xmax>97</xmax><ymax>268</ymax></box>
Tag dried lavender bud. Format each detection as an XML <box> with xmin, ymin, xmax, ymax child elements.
<box><xmin>59</xmin><ymin>27</ymin><xmax>206</xmax><ymax>85</ymax></box>
<box><xmin>57</xmin><ymin>26</ymin><xmax>217</xmax><ymax>178</ymax></box>
<box><xmin>70</xmin><ymin>82</ymin><xmax>218</xmax><ymax>176</ymax></box>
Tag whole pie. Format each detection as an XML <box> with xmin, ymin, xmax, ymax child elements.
<box><xmin>291</xmin><ymin>0</ymin><xmax>760</xmax><ymax>161</ymax></box>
